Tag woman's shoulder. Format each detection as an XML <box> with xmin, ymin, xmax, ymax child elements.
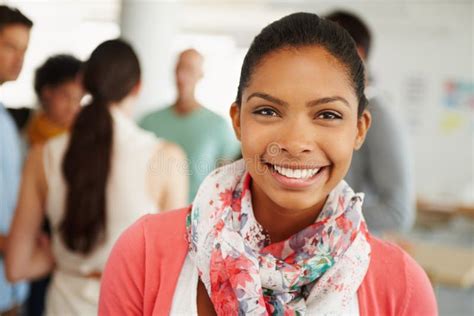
<box><xmin>359</xmin><ymin>235</ymin><xmax>438</xmax><ymax>316</ymax></box>
<box><xmin>367</xmin><ymin>235</ymin><xmax>428</xmax><ymax>281</ymax></box>
<box><xmin>122</xmin><ymin>206</ymin><xmax>190</xmax><ymax>246</ymax></box>
<box><xmin>154</xmin><ymin>140</ymin><xmax>187</xmax><ymax>161</ymax></box>
<box><xmin>100</xmin><ymin>207</ymin><xmax>191</xmax><ymax>315</ymax></box>
<box><xmin>103</xmin><ymin>207</ymin><xmax>190</xmax><ymax>268</ymax></box>
<box><xmin>368</xmin><ymin>234</ymin><xmax>409</xmax><ymax>261</ymax></box>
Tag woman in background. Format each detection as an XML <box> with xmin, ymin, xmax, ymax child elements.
<box><xmin>6</xmin><ymin>39</ymin><xmax>188</xmax><ymax>315</ymax></box>
<box><xmin>25</xmin><ymin>54</ymin><xmax>84</xmax><ymax>316</ymax></box>
<box><xmin>99</xmin><ymin>13</ymin><xmax>436</xmax><ymax>315</ymax></box>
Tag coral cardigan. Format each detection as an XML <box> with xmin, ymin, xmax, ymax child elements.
<box><xmin>99</xmin><ymin>207</ymin><xmax>437</xmax><ymax>316</ymax></box>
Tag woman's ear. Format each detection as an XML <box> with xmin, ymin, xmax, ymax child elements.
<box><xmin>230</xmin><ymin>103</ymin><xmax>241</xmax><ymax>141</ymax></box>
<box><xmin>354</xmin><ymin>109</ymin><xmax>371</xmax><ymax>150</ymax></box>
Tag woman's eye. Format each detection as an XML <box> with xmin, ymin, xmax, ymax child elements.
<box><xmin>254</xmin><ymin>108</ymin><xmax>279</xmax><ymax>117</ymax></box>
<box><xmin>317</xmin><ymin>111</ymin><xmax>342</xmax><ymax>120</ymax></box>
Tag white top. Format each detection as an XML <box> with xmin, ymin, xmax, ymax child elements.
<box><xmin>43</xmin><ymin>108</ymin><xmax>160</xmax><ymax>316</ymax></box>
<box><xmin>170</xmin><ymin>255</ymin><xmax>360</xmax><ymax>315</ymax></box>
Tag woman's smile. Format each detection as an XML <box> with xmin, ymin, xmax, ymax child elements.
<box><xmin>263</xmin><ymin>161</ymin><xmax>331</xmax><ymax>190</ymax></box>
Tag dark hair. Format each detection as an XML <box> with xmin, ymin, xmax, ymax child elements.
<box><xmin>34</xmin><ymin>54</ymin><xmax>83</xmax><ymax>100</ymax></box>
<box><xmin>236</xmin><ymin>12</ymin><xmax>368</xmax><ymax>116</ymax></box>
<box><xmin>61</xmin><ymin>39</ymin><xmax>141</xmax><ymax>254</ymax></box>
<box><xmin>0</xmin><ymin>5</ymin><xmax>33</xmax><ymax>31</ymax></box>
<box><xmin>325</xmin><ymin>10</ymin><xmax>372</xmax><ymax>59</ymax></box>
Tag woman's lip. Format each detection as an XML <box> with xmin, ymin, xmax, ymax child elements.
<box><xmin>268</xmin><ymin>164</ymin><xmax>329</xmax><ymax>189</ymax></box>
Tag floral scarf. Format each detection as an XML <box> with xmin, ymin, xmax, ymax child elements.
<box><xmin>187</xmin><ymin>159</ymin><xmax>371</xmax><ymax>315</ymax></box>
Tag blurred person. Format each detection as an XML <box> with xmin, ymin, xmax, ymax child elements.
<box><xmin>327</xmin><ymin>10</ymin><xmax>415</xmax><ymax>233</ymax></box>
<box><xmin>25</xmin><ymin>56</ymin><xmax>83</xmax><ymax>316</ymax></box>
<box><xmin>100</xmin><ymin>13</ymin><xmax>436</xmax><ymax>315</ymax></box>
<box><xmin>0</xmin><ymin>5</ymin><xmax>32</xmax><ymax>316</ymax></box>
<box><xmin>140</xmin><ymin>49</ymin><xmax>241</xmax><ymax>202</ymax></box>
<box><xmin>26</xmin><ymin>54</ymin><xmax>84</xmax><ymax>145</ymax></box>
<box><xmin>6</xmin><ymin>39</ymin><xmax>188</xmax><ymax>315</ymax></box>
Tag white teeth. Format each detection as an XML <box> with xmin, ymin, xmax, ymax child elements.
<box><xmin>273</xmin><ymin>165</ymin><xmax>320</xmax><ymax>179</ymax></box>
<box><xmin>295</xmin><ymin>169</ymin><xmax>302</xmax><ymax>178</ymax></box>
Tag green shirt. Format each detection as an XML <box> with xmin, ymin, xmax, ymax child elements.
<box><xmin>139</xmin><ymin>106</ymin><xmax>241</xmax><ymax>202</ymax></box>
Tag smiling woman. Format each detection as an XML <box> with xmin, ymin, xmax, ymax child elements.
<box><xmin>99</xmin><ymin>12</ymin><xmax>437</xmax><ymax>316</ymax></box>
<box><xmin>231</xmin><ymin>45</ymin><xmax>370</xmax><ymax>241</ymax></box>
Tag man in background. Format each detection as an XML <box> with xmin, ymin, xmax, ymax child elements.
<box><xmin>140</xmin><ymin>49</ymin><xmax>241</xmax><ymax>201</ymax></box>
<box><xmin>327</xmin><ymin>11</ymin><xmax>415</xmax><ymax>233</ymax></box>
<box><xmin>26</xmin><ymin>54</ymin><xmax>84</xmax><ymax>145</ymax></box>
<box><xmin>0</xmin><ymin>5</ymin><xmax>32</xmax><ymax>315</ymax></box>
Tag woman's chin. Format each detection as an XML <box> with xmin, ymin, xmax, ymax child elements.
<box><xmin>268</xmin><ymin>192</ymin><xmax>326</xmax><ymax>215</ymax></box>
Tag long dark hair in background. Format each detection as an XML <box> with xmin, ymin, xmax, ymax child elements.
<box><xmin>61</xmin><ymin>39</ymin><xmax>141</xmax><ymax>254</ymax></box>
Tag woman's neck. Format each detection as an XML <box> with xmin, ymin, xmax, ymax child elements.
<box><xmin>110</xmin><ymin>96</ymin><xmax>135</xmax><ymax>117</ymax></box>
<box><xmin>251</xmin><ymin>182</ymin><xmax>326</xmax><ymax>243</ymax></box>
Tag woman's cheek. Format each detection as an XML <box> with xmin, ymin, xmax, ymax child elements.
<box><xmin>241</xmin><ymin>122</ymin><xmax>274</xmax><ymax>156</ymax></box>
<box><xmin>321</xmin><ymin>132</ymin><xmax>355</xmax><ymax>171</ymax></box>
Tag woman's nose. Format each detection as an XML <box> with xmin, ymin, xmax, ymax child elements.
<box><xmin>270</xmin><ymin>117</ymin><xmax>315</xmax><ymax>157</ymax></box>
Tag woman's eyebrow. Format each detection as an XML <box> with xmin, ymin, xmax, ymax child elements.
<box><xmin>307</xmin><ymin>96</ymin><xmax>350</xmax><ymax>108</ymax></box>
<box><xmin>247</xmin><ymin>93</ymin><xmax>350</xmax><ymax>108</ymax></box>
<box><xmin>246</xmin><ymin>92</ymin><xmax>289</xmax><ymax>107</ymax></box>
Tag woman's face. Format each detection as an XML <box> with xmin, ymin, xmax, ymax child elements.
<box><xmin>230</xmin><ymin>46</ymin><xmax>370</xmax><ymax>213</ymax></box>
